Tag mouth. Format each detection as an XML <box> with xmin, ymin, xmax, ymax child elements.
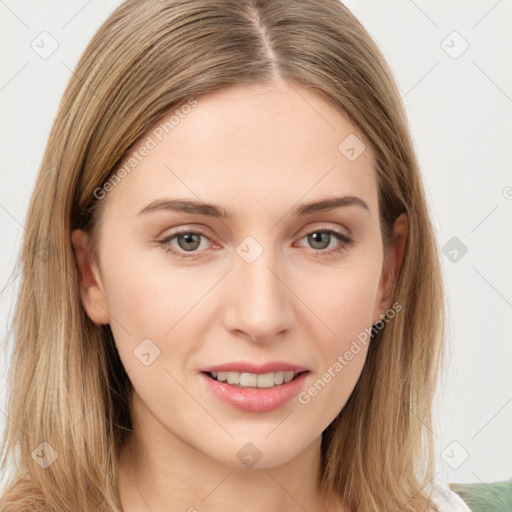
<box><xmin>202</xmin><ymin>370</ymin><xmax>309</xmax><ymax>389</ymax></box>
<box><xmin>200</xmin><ymin>365</ymin><xmax>310</xmax><ymax>412</ymax></box>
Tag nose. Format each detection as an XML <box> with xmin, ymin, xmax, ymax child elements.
<box><xmin>222</xmin><ymin>245</ymin><xmax>295</xmax><ymax>343</ymax></box>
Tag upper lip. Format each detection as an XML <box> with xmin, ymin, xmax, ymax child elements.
<box><xmin>201</xmin><ymin>361</ymin><xmax>309</xmax><ymax>374</ymax></box>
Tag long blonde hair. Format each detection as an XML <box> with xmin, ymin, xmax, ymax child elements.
<box><xmin>0</xmin><ymin>1</ymin><xmax>445</xmax><ymax>510</ymax></box>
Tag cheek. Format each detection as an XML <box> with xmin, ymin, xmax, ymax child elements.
<box><xmin>99</xmin><ymin>236</ymin><xmax>200</xmax><ymax>331</ymax></box>
<box><xmin>101</xmin><ymin>255</ymin><xmax>205</xmax><ymax>413</ymax></box>
<box><xmin>302</xmin><ymin>255</ymin><xmax>383</xmax><ymax>349</ymax></box>
<box><xmin>294</xmin><ymin>251</ymin><xmax>381</xmax><ymax>414</ymax></box>
<box><xmin>99</xmin><ymin>244</ymin><xmax>222</xmax><ymax>376</ymax></box>
<box><xmin>102</xmin><ymin>262</ymin><xmax>175</xmax><ymax>334</ymax></box>
<box><xmin>296</xmin><ymin>265</ymin><xmax>380</xmax><ymax>424</ymax></box>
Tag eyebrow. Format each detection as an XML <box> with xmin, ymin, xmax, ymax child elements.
<box><xmin>137</xmin><ymin>195</ymin><xmax>370</xmax><ymax>219</ymax></box>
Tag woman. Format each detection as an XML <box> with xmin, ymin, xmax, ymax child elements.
<box><xmin>0</xmin><ymin>1</ymin><xmax>471</xmax><ymax>510</ymax></box>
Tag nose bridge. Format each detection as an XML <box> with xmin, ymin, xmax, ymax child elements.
<box><xmin>223</xmin><ymin>236</ymin><xmax>294</xmax><ymax>340</ymax></box>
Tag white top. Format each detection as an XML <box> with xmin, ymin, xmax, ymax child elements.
<box><xmin>431</xmin><ymin>480</ymin><xmax>472</xmax><ymax>511</ymax></box>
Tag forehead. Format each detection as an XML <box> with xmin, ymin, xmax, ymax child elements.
<box><xmin>103</xmin><ymin>81</ymin><xmax>377</xmax><ymax>220</ymax></box>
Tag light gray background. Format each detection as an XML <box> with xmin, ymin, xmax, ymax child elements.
<box><xmin>1</xmin><ymin>0</ymin><xmax>511</xmax><ymax>486</ymax></box>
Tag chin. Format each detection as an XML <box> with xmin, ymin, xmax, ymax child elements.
<box><xmin>205</xmin><ymin>437</ymin><xmax>312</xmax><ymax>470</ymax></box>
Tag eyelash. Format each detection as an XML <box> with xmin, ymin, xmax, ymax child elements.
<box><xmin>158</xmin><ymin>226</ymin><xmax>354</xmax><ymax>260</ymax></box>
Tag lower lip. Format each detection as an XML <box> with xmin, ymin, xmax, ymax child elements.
<box><xmin>201</xmin><ymin>371</ymin><xmax>309</xmax><ymax>413</ymax></box>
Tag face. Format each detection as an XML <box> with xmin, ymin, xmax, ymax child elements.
<box><xmin>72</xmin><ymin>79</ymin><xmax>405</xmax><ymax>469</ymax></box>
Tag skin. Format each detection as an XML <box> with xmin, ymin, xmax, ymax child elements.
<box><xmin>72</xmin><ymin>78</ymin><xmax>407</xmax><ymax>512</ymax></box>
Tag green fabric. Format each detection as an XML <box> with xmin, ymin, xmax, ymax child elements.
<box><xmin>449</xmin><ymin>479</ymin><xmax>512</xmax><ymax>512</ymax></box>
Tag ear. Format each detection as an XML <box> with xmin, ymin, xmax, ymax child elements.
<box><xmin>71</xmin><ymin>229</ymin><xmax>110</xmax><ymax>325</ymax></box>
<box><xmin>373</xmin><ymin>213</ymin><xmax>408</xmax><ymax>321</ymax></box>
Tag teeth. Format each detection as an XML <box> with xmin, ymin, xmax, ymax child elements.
<box><xmin>284</xmin><ymin>371</ymin><xmax>295</xmax><ymax>383</ymax></box>
<box><xmin>227</xmin><ymin>372</ymin><xmax>239</xmax><ymax>385</ymax></box>
<box><xmin>209</xmin><ymin>370</ymin><xmax>298</xmax><ymax>388</ymax></box>
<box><xmin>240</xmin><ymin>373</ymin><xmax>258</xmax><ymax>387</ymax></box>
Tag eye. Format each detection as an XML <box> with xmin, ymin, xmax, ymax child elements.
<box><xmin>159</xmin><ymin>228</ymin><xmax>214</xmax><ymax>259</ymax></box>
<box><xmin>158</xmin><ymin>226</ymin><xmax>354</xmax><ymax>260</ymax></box>
<box><xmin>296</xmin><ymin>227</ymin><xmax>354</xmax><ymax>258</ymax></box>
